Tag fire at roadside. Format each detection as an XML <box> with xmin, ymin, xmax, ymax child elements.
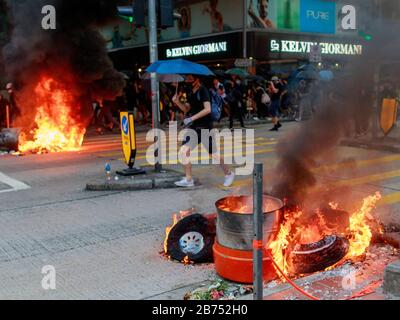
<box><xmin>0</xmin><ymin>0</ymin><xmax>125</xmax><ymax>154</ymax></box>
<box><xmin>164</xmin><ymin>194</ymin><xmax>400</xmax><ymax>300</ymax></box>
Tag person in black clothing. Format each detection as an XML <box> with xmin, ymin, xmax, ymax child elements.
<box><xmin>0</xmin><ymin>93</ymin><xmax>8</xmax><ymax>128</ymax></box>
<box><xmin>226</xmin><ymin>80</ymin><xmax>245</xmax><ymax>129</ymax></box>
<box><xmin>268</xmin><ymin>76</ymin><xmax>283</xmax><ymax>131</ymax></box>
<box><xmin>254</xmin><ymin>82</ymin><xmax>268</xmax><ymax>119</ymax></box>
<box><xmin>5</xmin><ymin>83</ymin><xmax>21</xmax><ymax>124</ymax></box>
<box><xmin>172</xmin><ymin>74</ymin><xmax>235</xmax><ymax>188</ymax></box>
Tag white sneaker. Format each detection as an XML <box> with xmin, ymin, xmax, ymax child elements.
<box><xmin>175</xmin><ymin>177</ymin><xmax>195</xmax><ymax>188</ymax></box>
<box><xmin>223</xmin><ymin>172</ymin><xmax>235</xmax><ymax>187</ymax></box>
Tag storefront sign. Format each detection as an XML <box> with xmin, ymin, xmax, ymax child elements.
<box><xmin>300</xmin><ymin>0</ymin><xmax>336</xmax><ymax>34</ymax></box>
<box><xmin>270</xmin><ymin>39</ymin><xmax>363</xmax><ymax>56</ymax></box>
<box><xmin>235</xmin><ymin>58</ymin><xmax>254</xmax><ymax>68</ymax></box>
<box><xmin>165</xmin><ymin>41</ymin><xmax>228</xmax><ymax>58</ymax></box>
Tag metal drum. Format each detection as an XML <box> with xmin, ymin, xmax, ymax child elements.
<box><xmin>215</xmin><ymin>195</ymin><xmax>283</xmax><ymax>251</ymax></box>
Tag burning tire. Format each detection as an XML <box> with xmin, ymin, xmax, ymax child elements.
<box><xmin>286</xmin><ymin>235</ymin><xmax>350</xmax><ymax>275</ymax></box>
<box><xmin>166</xmin><ymin>214</ymin><xmax>215</xmax><ymax>263</ymax></box>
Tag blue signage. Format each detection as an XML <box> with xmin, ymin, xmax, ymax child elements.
<box><xmin>300</xmin><ymin>0</ymin><xmax>336</xmax><ymax>34</ymax></box>
<box><xmin>121</xmin><ymin>115</ymin><xmax>129</xmax><ymax>135</ymax></box>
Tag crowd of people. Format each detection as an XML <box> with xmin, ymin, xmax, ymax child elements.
<box><xmin>0</xmin><ymin>72</ymin><xmax>315</xmax><ymax>135</ymax></box>
<box><xmin>91</xmin><ymin>72</ymin><xmax>312</xmax><ymax>134</ymax></box>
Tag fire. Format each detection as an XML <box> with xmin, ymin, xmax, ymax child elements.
<box><xmin>218</xmin><ymin>197</ymin><xmax>277</xmax><ymax>214</ymax></box>
<box><xmin>346</xmin><ymin>192</ymin><xmax>382</xmax><ymax>258</ymax></box>
<box><xmin>182</xmin><ymin>256</ymin><xmax>191</xmax><ymax>265</ymax></box>
<box><xmin>297</xmin><ymin>224</ymin><xmax>323</xmax><ymax>245</ymax></box>
<box><xmin>269</xmin><ymin>209</ymin><xmax>303</xmax><ymax>278</ymax></box>
<box><xmin>18</xmin><ymin>77</ymin><xmax>86</xmax><ymax>154</ymax></box>
<box><xmin>164</xmin><ymin>213</ymin><xmax>180</xmax><ymax>255</ymax></box>
<box><xmin>268</xmin><ymin>192</ymin><xmax>382</xmax><ymax>280</ymax></box>
<box><xmin>164</xmin><ymin>209</ymin><xmax>194</xmax><ymax>256</ymax></box>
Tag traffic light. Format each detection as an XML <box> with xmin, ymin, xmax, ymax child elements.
<box><xmin>158</xmin><ymin>0</ymin><xmax>174</xmax><ymax>29</ymax></box>
<box><xmin>118</xmin><ymin>0</ymin><xmax>174</xmax><ymax>29</ymax></box>
<box><xmin>133</xmin><ymin>0</ymin><xmax>146</xmax><ymax>28</ymax></box>
<box><xmin>359</xmin><ymin>30</ymin><xmax>373</xmax><ymax>41</ymax></box>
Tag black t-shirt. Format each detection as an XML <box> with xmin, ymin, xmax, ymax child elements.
<box><xmin>270</xmin><ymin>83</ymin><xmax>283</xmax><ymax>102</ymax></box>
<box><xmin>188</xmin><ymin>86</ymin><xmax>213</xmax><ymax>129</ymax></box>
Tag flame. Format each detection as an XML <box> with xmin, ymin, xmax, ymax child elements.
<box><xmin>268</xmin><ymin>192</ymin><xmax>382</xmax><ymax>280</ymax></box>
<box><xmin>164</xmin><ymin>213</ymin><xmax>179</xmax><ymax>255</ymax></box>
<box><xmin>297</xmin><ymin>224</ymin><xmax>323</xmax><ymax>245</ymax></box>
<box><xmin>269</xmin><ymin>209</ymin><xmax>303</xmax><ymax>278</ymax></box>
<box><xmin>18</xmin><ymin>77</ymin><xmax>86</xmax><ymax>154</ymax></box>
<box><xmin>164</xmin><ymin>209</ymin><xmax>194</xmax><ymax>256</ymax></box>
<box><xmin>182</xmin><ymin>256</ymin><xmax>191</xmax><ymax>265</ymax></box>
<box><xmin>346</xmin><ymin>192</ymin><xmax>382</xmax><ymax>258</ymax></box>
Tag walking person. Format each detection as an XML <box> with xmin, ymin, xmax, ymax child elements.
<box><xmin>4</xmin><ymin>83</ymin><xmax>20</xmax><ymax>125</ymax></box>
<box><xmin>268</xmin><ymin>76</ymin><xmax>283</xmax><ymax>131</ymax></box>
<box><xmin>172</xmin><ymin>74</ymin><xmax>235</xmax><ymax>188</ymax></box>
<box><xmin>254</xmin><ymin>81</ymin><xmax>269</xmax><ymax>120</ymax></box>
<box><xmin>226</xmin><ymin>80</ymin><xmax>245</xmax><ymax>130</ymax></box>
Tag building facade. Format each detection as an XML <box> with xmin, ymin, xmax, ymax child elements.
<box><xmin>104</xmin><ymin>0</ymin><xmax>387</xmax><ymax>76</ymax></box>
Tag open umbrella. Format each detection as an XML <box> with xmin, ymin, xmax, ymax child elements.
<box><xmin>146</xmin><ymin>59</ymin><xmax>214</xmax><ymax>76</ymax></box>
<box><xmin>296</xmin><ymin>70</ymin><xmax>321</xmax><ymax>81</ymax></box>
<box><xmin>225</xmin><ymin>68</ymin><xmax>249</xmax><ymax>79</ymax></box>
<box><xmin>141</xmin><ymin>73</ymin><xmax>185</xmax><ymax>83</ymax></box>
<box><xmin>246</xmin><ymin>74</ymin><xmax>265</xmax><ymax>82</ymax></box>
<box><xmin>213</xmin><ymin>69</ymin><xmax>229</xmax><ymax>78</ymax></box>
<box><xmin>319</xmin><ymin>70</ymin><xmax>334</xmax><ymax>82</ymax></box>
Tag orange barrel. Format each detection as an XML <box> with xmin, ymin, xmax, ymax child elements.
<box><xmin>214</xmin><ymin>195</ymin><xmax>283</xmax><ymax>283</ymax></box>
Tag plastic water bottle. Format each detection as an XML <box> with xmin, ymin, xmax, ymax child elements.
<box><xmin>105</xmin><ymin>163</ymin><xmax>111</xmax><ymax>181</ymax></box>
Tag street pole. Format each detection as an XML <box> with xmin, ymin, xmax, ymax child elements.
<box><xmin>243</xmin><ymin>0</ymin><xmax>247</xmax><ymax>59</ymax></box>
<box><xmin>148</xmin><ymin>0</ymin><xmax>162</xmax><ymax>172</ymax></box>
<box><xmin>253</xmin><ymin>163</ymin><xmax>263</xmax><ymax>301</ymax></box>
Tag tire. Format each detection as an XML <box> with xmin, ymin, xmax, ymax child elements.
<box><xmin>286</xmin><ymin>235</ymin><xmax>350</xmax><ymax>275</ymax></box>
<box><xmin>166</xmin><ymin>214</ymin><xmax>215</xmax><ymax>263</ymax></box>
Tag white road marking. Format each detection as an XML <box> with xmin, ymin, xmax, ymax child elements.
<box><xmin>0</xmin><ymin>172</ymin><xmax>31</xmax><ymax>194</ymax></box>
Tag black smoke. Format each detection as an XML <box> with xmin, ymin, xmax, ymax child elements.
<box><xmin>271</xmin><ymin>29</ymin><xmax>391</xmax><ymax>206</ymax></box>
<box><xmin>1</xmin><ymin>0</ymin><xmax>125</xmax><ymax>125</ymax></box>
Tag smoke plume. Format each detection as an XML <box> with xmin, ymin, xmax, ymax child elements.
<box><xmin>1</xmin><ymin>0</ymin><xmax>125</xmax><ymax>126</ymax></box>
<box><xmin>271</xmin><ymin>18</ymin><xmax>398</xmax><ymax>206</ymax></box>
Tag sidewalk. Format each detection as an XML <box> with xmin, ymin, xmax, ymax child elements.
<box><xmin>85</xmin><ymin>117</ymin><xmax>291</xmax><ymax>138</ymax></box>
<box><xmin>239</xmin><ymin>244</ymin><xmax>399</xmax><ymax>301</ymax></box>
<box><xmin>341</xmin><ymin>127</ymin><xmax>400</xmax><ymax>153</ymax></box>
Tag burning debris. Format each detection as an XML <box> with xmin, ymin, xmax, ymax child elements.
<box><xmin>1</xmin><ymin>0</ymin><xmax>125</xmax><ymax>153</ymax></box>
<box><xmin>163</xmin><ymin>210</ymin><xmax>216</xmax><ymax>265</ymax></box>
<box><xmin>269</xmin><ymin>192</ymin><xmax>383</xmax><ymax>279</ymax></box>
<box><xmin>18</xmin><ymin>77</ymin><xmax>86</xmax><ymax>154</ymax></box>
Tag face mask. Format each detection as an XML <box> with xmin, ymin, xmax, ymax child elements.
<box><xmin>236</xmin><ymin>80</ymin><xmax>241</xmax><ymax>85</ymax></box>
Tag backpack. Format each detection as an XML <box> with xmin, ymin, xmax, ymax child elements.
<box><xmin>198</xmin><ymin>89</ymin><xmax>223</xmax><ymax>122</ymax></box>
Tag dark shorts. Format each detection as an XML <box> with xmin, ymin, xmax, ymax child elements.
<box><xmin>182</xmin><ymin>128</ymin><xmax>218</xmax><ymax>155</ymax></box>
<box><xmin>270</xmin><ymin>100</ymin><xmax>280</xmax><ymax>117</ymax></box>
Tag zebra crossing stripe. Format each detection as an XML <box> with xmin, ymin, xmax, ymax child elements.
<box><xmin>0</xmin><ymin>172</ymin><xmax>31</xmax><ymax>194</ymax></box>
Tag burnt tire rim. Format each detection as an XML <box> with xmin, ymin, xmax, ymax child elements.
<box><xmin>179</xmin><ymin>232</ymin><xmax>205</xmax><ymax>255</ymax></box>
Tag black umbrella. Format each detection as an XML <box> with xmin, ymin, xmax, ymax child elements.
<box><xmin>247</xmin><ymin>75</ymin><xmax>265</xmax><ymax>82</ymax></box>
<box><xmin>296</xmin><ymin>70</ymin><xmax>321</xmax><ymax>81</ymax></box>
<box><xmin>213</xmin><ymin>70</ymin><xmax>229</xmax><ymax>79</ymax></box>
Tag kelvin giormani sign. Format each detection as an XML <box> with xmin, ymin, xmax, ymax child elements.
<box><xmin>270</xmin><ymin>39</ymin><xmax>363</xmax><ymax>56</ymax></box>
<box><xmin>166</xmin><ymin>41</ymin><xmax>228</xmax><ymax>58</ymax></box>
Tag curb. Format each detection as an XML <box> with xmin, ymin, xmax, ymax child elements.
<box><xmin>340</xmin><ymin>139</ymin><xmax>400</xmax><ymax>153</ymax></box>
<box><xmin>384</xmin><ymin>260</ymin><xmax>400</xmax><ymax>297</ymax></box>
<box><xmin>86</xmin><ymin>169</ymin><xmax>201</xmax><ymax>192</ymax></box>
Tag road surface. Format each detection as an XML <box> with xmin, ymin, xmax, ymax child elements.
<box><xmin>0</xmin><ymin>122</ymin><xmax>399</xmax><ymax>299</ymax></box>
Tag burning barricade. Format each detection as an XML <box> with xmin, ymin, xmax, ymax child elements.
<box><xmin>163</xmin><ymin>191</ymin><xmax>394</xmax><ymax>292</ymax></box>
